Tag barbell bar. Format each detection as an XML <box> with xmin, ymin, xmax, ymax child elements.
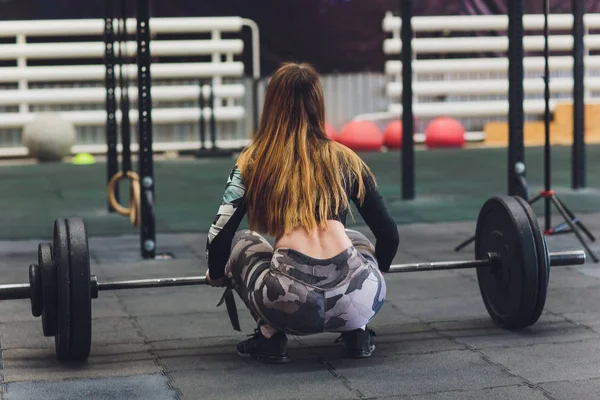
<box><xmin>0</xmin><ymin>249</ymin><xmax>585</xmax><ymax>300</ymax></box>
<box><xmin>0</xmin><ymin>195</ymin><xmax>592</xmax><ymax>362</ymax></box>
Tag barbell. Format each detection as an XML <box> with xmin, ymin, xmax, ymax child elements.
<box><xmin>0</xmin><ymin>196</ymin><xmax>588</xmax><ymax>362</ymax></box>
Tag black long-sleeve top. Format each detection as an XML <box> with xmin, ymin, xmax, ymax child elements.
<box><xmin>206</xmin><ymin>165</ymin><xmax>399</xmax><ymax>279</ymax></box>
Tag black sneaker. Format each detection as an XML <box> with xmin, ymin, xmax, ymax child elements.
<box><xmin>335</xmin><ymin>328</ymin><xmax>376</xmax><ymax>358</ymax></box>
<box><xmin>237</xmin><ymin>328</ymin><xmax>290</xmax><ymax>364</ymax></box>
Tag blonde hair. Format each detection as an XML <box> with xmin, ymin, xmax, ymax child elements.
<box><xmin>237</xmin><ymin>62</ymin><xmax>374</xmax><ymax>237</ymax></box>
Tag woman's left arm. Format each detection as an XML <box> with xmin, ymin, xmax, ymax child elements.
<box><xmin>205</xmin><ymin>166</ymin><xmax>247</xmax><ymax>280</ymax></box>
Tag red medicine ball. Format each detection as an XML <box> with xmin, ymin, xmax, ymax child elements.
<box><xmin>424</xmin><ymin>117</ymin><xmax>465</xmax><ymax>148</ymax></box>
<box><xmin>383</xmin><ymin>120</ymin><xmax>403</xmax><ymax>149</ymax></box>
<box><xmin>338</xmin><ymin>120</ymin><xmax>383</xmax><ymax>151</ymax></box>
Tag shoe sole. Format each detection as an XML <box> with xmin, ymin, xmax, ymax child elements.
<box><xmin>348</xmin><ymin>344</ymin><xmax>375</xmax><ymax>359</ymax></box>
<box><xmin>237</xmin><ymin>350</ymin><xmax>290</xmax><ymax>364</ymax></box>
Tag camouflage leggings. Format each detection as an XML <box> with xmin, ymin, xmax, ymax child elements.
<box><xmin>224</xmin><ymin>229</ymin><xmax>387</xmax><ymax>335</ymax></box>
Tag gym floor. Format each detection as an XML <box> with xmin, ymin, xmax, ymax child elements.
<box><xmin>0</xmin><ymin>144</ymin><xmax>599</xmax><ymax>399</ymax></box>
<box><xmin>1</xmin><ymin>144</ymin><xmax>600</xmax><ymax>240</ymax></box>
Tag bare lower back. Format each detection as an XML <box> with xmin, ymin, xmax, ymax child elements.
<box><xmin>274</xmin><ymin>220</ymin><xmax>353</xmax><ymax>259</ymax></box>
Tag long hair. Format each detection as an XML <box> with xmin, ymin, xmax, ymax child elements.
<box><xmin>237</xmin><ymin>62</ymin><xmax>374</xmax><ymax>237</ymax></box>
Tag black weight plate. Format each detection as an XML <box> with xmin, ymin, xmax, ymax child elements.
<box><xmin>475</xmin><ymin>196</ymin><xmax>539</xmax><ymax>330</ymax></box>
<box><xmin>28</xmin><ymin>264</ymin><xmax>42</xmax><ymax>318</ymax></box>
<box><xmin>53</xmin><ymin>218</ymin><xmax>92</xmax><ymax>361</ymax></box>
<box><xmin>514</xmin><ymin>196</ymin><xmax>550</xmax><ymax>327</ymax></box>
<box><xmin>39</xmin><ymin>243</ymin><xmax>57</xmax><ymax>337</ymax></box>
<box><xmin>53</xmin><ymin>219</ymin><xmax>71</xmax><ymax>359</ymax></box>
<box><xmin>65</xmin><ymin>217</ymin><xmax>92</xmax><ymax>361</ymax></box>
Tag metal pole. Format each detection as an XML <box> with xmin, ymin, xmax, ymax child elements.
<box><xmin>198</xmin><ymin>80</ymin><xmax>206</xmax><ymax>150</ymax></box>
<box><xmin>507</xmin><ymin>0</ymin><xmax>526</xmax><ymax>197</ymax></box>
<box><xmin>0</xmin><ymin>284</ymin><xmax>30</xmax><ymax>300</ymax></box>
<box><xmin>389</xmin><ymin>259</ymin><xmax>490</xmax><ymax>273</ymax></box>
<box><xmin>543</xmin><ymin>0</ymin><xmax>552</xmax><ymax>232</ymax></box>
<box><xmin>98</xmin><ymin>276</ymin><xmax>208</xmax><ymax>291</ymax></box>
<box><xmin>85</xmin><ymin>249</ymin><xmax>592</xmax><ymax>290</ymax></box>
<box><xmin>118</xmin><ymin>0</ymin><xmax>132</xmax><ymax>175</ymax></box>
<box><xmin>400</xmin><ymin>0</ymin><xmax>415</xmax><ymax>200</ymax></box>
<box><xmin>104</xmin><ymin>1</ymin><xmax>119</xmax><ymax>212</ymax></box>
<box><xmin>136</xmin><ymin>0</ymin><xmax>156</xmax><ymax>259</ymax></box>
<box><xmin>550</xmin><ymin>198</ymin><xmax>599</xmax><ymax>262</ymax></box>
<box><xmin>209</xmin><ymin>81</ymin><xmax>217</xmax><ymax>151</ymax></box>
<box><xmin>252</xmin><ymin>77</ymin><xmax>260</xmax><ymax>134</ymax></box>
<box><xmin>0</xmin><ymin>251</ymin><xmax>586</xmax><ymax>300</ymax></box>
<box><xmin>572</xmin><ymin>0</ymin><xmax>586</xmax><ymax>189</ymax></box>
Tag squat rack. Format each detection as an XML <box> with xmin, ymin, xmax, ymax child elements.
<box><xmin>104</xmin><ymin>0</ymin><xmax>156</xmax><ymax>259</ymax></box>
<box><xmin>398</xmin><ymin>0</ymin><xmax>527</xmax><ymax>199</ymax></box>
<box><xmin>399</xmin><ymin>0</ymin><xmax>588</xmax><ymax>198</ymax></box>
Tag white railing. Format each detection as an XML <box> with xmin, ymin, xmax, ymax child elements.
<box><xmin>0</xmin><ymin>63</ymin><xmax>244</xmax><ymax>83</ymax></box>
<box><xmin>373</xmin><ymin>12</ymin><xmax>600</xmax><ymax>137</ymax></box>
<box><xmin>0</xmin><ymin>17</ymin><xmax>260</xmax><ymax>156</ymax></box>
<box><xmin>380</xmin><ymin>13</ymin><xmax>600</xmax><ymax>32</ymax></box>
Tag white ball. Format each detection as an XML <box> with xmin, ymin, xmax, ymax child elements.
<box><xmin>514</xmin><ymin>161</ymin><xmax>526</xmax><ymax>175</ymax></box>
<box><xmin>22</xmin><ymin>113</ymin><xmax>76</xmax><ymax>162</ymax></box>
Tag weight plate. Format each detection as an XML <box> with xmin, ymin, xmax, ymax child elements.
<box><xmin>53</xmin><ymin>218</ymin><xmax>92</xmax><ymax>361</ymax></box>
<box><xmin>39</xmin><ymin>243</ymin><xmax>57</xmax><ymax>337</ymax></box>
<box><xmin>28</xmin><ymin>264</ymin><xmax>42</xmax><ymax>318</ymax></box>
<box><xmin>65</xmin><ymin>217</ymin><xmax>92</xmax><ymax>361</ymax></box>
<box><xmin>53</xmin><ymin>219</ymin><xmax>71</xmax><ymax>359</ymax></box>
<box><xmin>475</xmin><ymin>196</ymin><xmax>539</xmax><ymax>330</ymax></box>
<box><xmin>514</xmin><ymin>196</ymin><xmax>550</xmax><ymax>327</ymax></box>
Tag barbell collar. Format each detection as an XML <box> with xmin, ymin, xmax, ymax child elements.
<box><xmin>91</xmin><ymin>275</ymin><xmax>99</xmax><ymax>299</ymax></box>
<box><xmin>548</xmin><ymin>250</ymin><xmax>586</xmax><ymax>266</ymax></box>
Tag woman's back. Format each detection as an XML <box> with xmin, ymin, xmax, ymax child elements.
<box><xmin>275</xmin><ymin>220</ymin><xmax>352</xmax><ymax>259</ymax></box>
<box><xmin>226</xmin><ymin>62</ymin><xmax>399</xmax><ymax>269</ymax></box>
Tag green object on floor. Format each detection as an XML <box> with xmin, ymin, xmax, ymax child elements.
<box><xmin>71</xmin><ymin>153</ymin><xmax>96</xmax><ymax>165</ymax></box>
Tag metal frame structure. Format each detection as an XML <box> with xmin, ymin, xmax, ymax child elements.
<box><xmin>118</xmin><ymin>0</ymin><xmax>133</xmax><ymax>190</ymax></box>
<box><xmin>191</xmin><ymin>80</ymin><xmax>235</xmax><ymax>158</ymax></box>
<box><xmin>398</xmin><ymin>0</ymin><xmax>526</xmax><ymax>199</ymax></box>
<box><xmin>507</xmin><ymin>0</ymin><xmax>527</xmax><ymax>198</ymax></box>
<box><xmin>97</xmin><ymin>8</ymin><xmax>261</xmax><ymax>259</ymax></box>
<box><xmin>572</xmin><ymin>0</ymin><xmax>586</xmax><ymax>189</ymax></box>
<box><xmin>103</xmin><ymin>8</ymin><xmax>120</xmax><ymax>211</ymax></box>
<box><xmin>400</xmin><ymin>0</ymin><xmax>414</xmax><ymax>200</ymax></box>
<box><xmin>398</xmin><ymin>2</ymin><xmax>590</xmax><ymax>196</ymax></box>
<box><xmin>135</xmin><ymin>0</ymin><xmax>156</xmax><ymax>259</ymax></box>
<box><xmin>103</xmin><ymin>0</ymin><xmax>156</xmax><ymax>259</ymax></box>
<box><xmin>526</xmin><ymin>0</ymin><xmax>598</xmax><ymax>263</ymax></box>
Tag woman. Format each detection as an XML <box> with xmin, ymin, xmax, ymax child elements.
<box><xmin>205</xmin><ymin>62</ymin><xmax>399</xmax><ymax>364</ymax></box>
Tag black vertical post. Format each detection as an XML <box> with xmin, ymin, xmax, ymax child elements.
<box><xmin>118</xmin><ymin>0</ymin><xmax>132</xmax><ymax>175</ymax></box>
<box><xmin>251</xmin><ymin>37</ymin><xmax>260</xmax><ymax>134</ymax></box>
<box><xmin>400</xmin><ymin>0</ymin><xmax>415</xmax><ymax>200</ymax></box>
<box><xmin>136</xmin><ymin>0</ymin><xmax>155</xmax><ymax>259</ymax></box>
<box><xmin>507</xmin><ymin>0</ymin><xmax>526</xmax><ymax>197</ymax></box>
<box><xmin>543</xmin><ymin>0</ymin><xmax>552</xmax><ymax>231</ymax></box>
<box><xmin>104</xmin><ymin>0</ymin><xmax>119</xmax><ymax>212</ymax></box>
<box><xmin>209</xmin><ymin>81</ymin><xmax>217</xmax><ymax>151</ymax></box>
<box><xmin>572</xmin><ymin>0</ymin><xmax>586</xmax><ymax>189</ymax></box>
<box><xmin>252</xmin><ymin>78</ymin><xmax>259</xmax><ymax>134</ymax></box>
<box><xmin>198</xmin><ymin>80</ymin><xmax>206</xmax><ymax>150</ymax></box>
<box><xmin>195</xmin><ymin>80</ymin><xmax>232</xmax><ymax>158</ymax></box>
